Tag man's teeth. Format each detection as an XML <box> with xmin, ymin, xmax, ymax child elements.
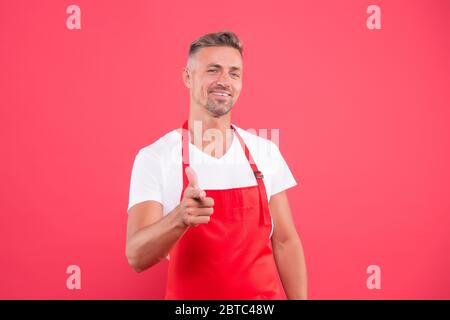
<box><xmin>211</xmin><ymin>92</ymin><xmax>230</xmax><ymax>96</ymax></box>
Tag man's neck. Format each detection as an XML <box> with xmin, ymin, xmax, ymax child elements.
<box><xmin>186</xmin><ymin>109</ymin><xmax>234</xmax><ymax>159</ymax></box>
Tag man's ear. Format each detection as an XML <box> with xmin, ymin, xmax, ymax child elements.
<box><xmin>182</xmin><ymin>67</ymin><xmax>191</xmax><ymax>89</ymax></box>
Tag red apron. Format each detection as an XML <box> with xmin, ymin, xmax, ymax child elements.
<box><xmin>165</xmin><ymin>121</ymin><xmax>283</xmax><ymax>300</ymax></box>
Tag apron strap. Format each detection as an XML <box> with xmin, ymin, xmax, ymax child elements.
<box><xmin>231</xmin><ymin>124</ymin><xmax>271</xmax><ymax>227</ymax></box>
<box><xmin>181</xmin><ymin>120</ymin><xmax>271</xmax><ymax>226</ymax></box>
<box><xmin>181</xmin><ymin>120</ymin><xmax>190</xmax><ymax>197</ymax></box>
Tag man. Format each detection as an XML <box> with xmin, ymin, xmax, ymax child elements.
<box><xmin>126</xmin><ymin>31</ymin><xmax>307</xmax><ymax>299</ymax></box>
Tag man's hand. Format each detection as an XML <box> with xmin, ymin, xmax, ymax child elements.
<box><xmin>176</xmin><ymin>166</ymin><xmax>214</xmax><ymax>227</ymax></box>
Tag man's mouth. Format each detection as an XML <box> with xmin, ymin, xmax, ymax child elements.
<box><xmin>209</xmin><ymin>90</ymin><xmax>232</xmax><ymax>97</ymax></box>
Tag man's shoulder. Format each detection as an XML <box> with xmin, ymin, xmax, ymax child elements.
<box><xmin>233</xmin><ymin>124</ymin><xmax>278</xmax><ymax>151</ymax></box>
<box><xmin>137</xmin><ymin>129</ymin><xmax>180</xmax><ymax>160</ymax></box>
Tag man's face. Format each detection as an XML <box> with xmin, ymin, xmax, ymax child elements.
<box><xmin>185</xmin><ymin>46</ymin><xmax>243</xmax><ymax>117</ymax></box>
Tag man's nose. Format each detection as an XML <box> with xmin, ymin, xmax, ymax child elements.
<box><xmin>216</xmin><ymin>71</ymin><xmax>231</xmax><ymax>87</ymax></box>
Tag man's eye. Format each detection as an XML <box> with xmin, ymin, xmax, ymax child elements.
<box><xmin>208</xmin><ymin>69</ymin><xmax>218</xmax><ymax>73</ymax></box>
<box><xmin>231</xmin><ymin>73</ymin><xmax>240</xmax><ymax>78</ymax></box>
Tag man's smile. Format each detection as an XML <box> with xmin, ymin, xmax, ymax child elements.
<box><xmin>209</xmin><ymin>90</ymin><xmax>232</xmax><ymax>97</ymax></box>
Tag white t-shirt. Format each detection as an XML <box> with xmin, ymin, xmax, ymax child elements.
<box><xmin>127</xmin><ymin>124</ymin><xmax>298</xmax><ymax>238</ymax></box>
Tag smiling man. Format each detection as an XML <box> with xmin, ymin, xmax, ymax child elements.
<box><xmin>126</xmin><ymin>30</ymin><xmax>308</xmax><ymax>300</ymax></box>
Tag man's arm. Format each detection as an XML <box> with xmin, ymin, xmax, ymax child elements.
<box><xmin>126</xmin><ymin>166</ymin><xmax>214</xmax><ymax>273</ymax></box>
<box><xmin>269</xmin><ymin>191</ymin><xmax>308</xmax><ymax>299</ymax></box>
<box><xmin>126</xmin><ymin>200</ymin><xmax>187</xmax><ymax>272</ymax></box>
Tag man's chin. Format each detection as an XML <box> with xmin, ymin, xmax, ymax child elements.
<box><xmin>205</xmin><ymin>103</ymin><xmax>233</xmax><ymax>117</ymax></box>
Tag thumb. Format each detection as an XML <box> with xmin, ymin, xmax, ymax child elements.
<box><xmin>185</xmin><ymin>166</ymin><xmax>199</xmax><ymax>189</ymax></box>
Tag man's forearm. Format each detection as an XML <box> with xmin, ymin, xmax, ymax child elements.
<box><xmin>126</xmin><ymin>206</ymin><xmax>188</xmax><ymax>272</ymax></box>
<box><xmin>272</xmin><ymin>237</ymin><xmax>308</xmax><ymax>300</ymax></box>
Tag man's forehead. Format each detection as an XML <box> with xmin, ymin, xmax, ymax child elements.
<box><xmin>205</xmin><ymin>62</ymin><xmax>242</xmax><ymax>70</ymax></box>
<box><xmin>194</xmin><ymin>46</ymin><xmax>243</xmax><ymax>68</ymax></box>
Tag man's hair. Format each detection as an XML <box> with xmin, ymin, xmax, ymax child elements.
<box><xmin>188</xmin><ymin>30</ymin><xmax>243</xmax><ymax>57</ymax></box>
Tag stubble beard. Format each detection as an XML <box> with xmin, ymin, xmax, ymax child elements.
<box><xmin>205</xmin><ymin>96</ymin><xmax>234</xmax><ymax>118</ymax></box>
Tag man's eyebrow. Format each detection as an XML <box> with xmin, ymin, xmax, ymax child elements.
<box><xmin>206</xmin><ymin>63</ymin><xmax>242</xmax><ymax>71</ymax></box>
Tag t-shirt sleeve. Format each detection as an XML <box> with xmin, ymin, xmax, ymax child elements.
<box><xmin>127</xmin><ymin>149</ymin><xmax>164</xmax><ymax>213</ymax></box>
<box><xmin>269</xmin><ymin>141</ymin><xmax>298</xmax><ymax>196</ymax></box>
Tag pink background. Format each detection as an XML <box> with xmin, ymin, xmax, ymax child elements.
<box><xmin>1</xmin><ymin>0</ymin><xmax>449</xmax><ymax>299</ymax></box>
